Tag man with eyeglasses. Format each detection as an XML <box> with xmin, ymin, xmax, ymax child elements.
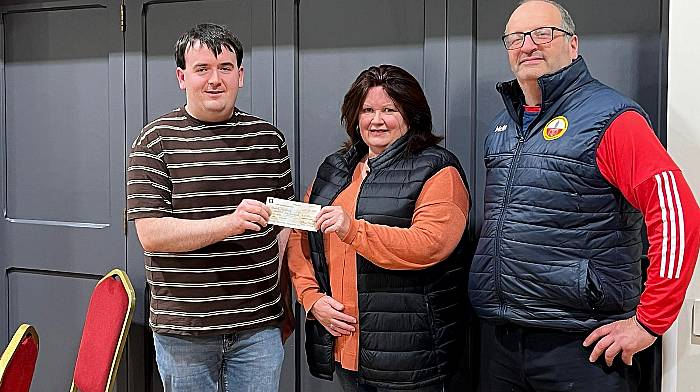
<box><xmin>469</xmin><ymin>1</ymin><xmax>700</xmax><ymax>391</ymax></box>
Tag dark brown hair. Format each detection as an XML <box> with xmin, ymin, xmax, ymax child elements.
<box><xmin>175</xmin><ymin>23</ymin><xmax>243</xmax><ymax>69</ymax></box>
<box><xmin>340</xmin><ymin>64</ymin><xmax>442</xmax><ymax>154</ymax></box>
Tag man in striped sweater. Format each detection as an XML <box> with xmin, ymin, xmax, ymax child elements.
<box><xmin>126</xmin><ymin>23</ymin><xmax>294</xmax><ymax>392</ymax></box>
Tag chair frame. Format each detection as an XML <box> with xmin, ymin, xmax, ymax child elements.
<box><xmin>0</xmin><ymin>323</ymin><xmax>39</xmax><ymax>388</ymax></box>
<box><xmin>69</xmin><ymin>268</ymin><xmax>135</xmax><ymax>392</ymax></box>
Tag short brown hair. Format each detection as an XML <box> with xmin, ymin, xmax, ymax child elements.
<box><xmin>175</xmin><ymin>23</ymin><xmax>243</xmax><ymax>69</ymax></box>
<box><xmin>340</xmin><ymin>64</ymin><xmax>442</xmax><ymax>154</ymax></box>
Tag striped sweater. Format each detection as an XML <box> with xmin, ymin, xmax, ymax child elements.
<box><xmin>127</xmin><ymin>106</ymin><xmax>294</xmax><ymax>335</ymax></box>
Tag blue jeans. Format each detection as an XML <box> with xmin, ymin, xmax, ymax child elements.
<box><xmin>153</xmin><ymin>327</ymin><xmax>284</xmax><ymax>392</ymax></box>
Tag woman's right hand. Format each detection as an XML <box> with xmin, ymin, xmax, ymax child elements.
<box><xmin>309</xmin><ymin>295</ymin><xmax>357</xmax><ymax>337</ymax></box>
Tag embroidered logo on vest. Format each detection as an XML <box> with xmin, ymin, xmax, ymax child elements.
<box><xmin>543</xmin><ymin>116</ymin><xmax>569</xmax><ymax>140</ymax></box>
<box><xmin>494</xmin><ymin>124</ymin><xmax>508</xmax><ymax>133</ymax></box>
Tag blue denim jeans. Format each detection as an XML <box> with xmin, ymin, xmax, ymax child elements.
<box><xmin>153</xmin><ymin>327</ymin><xmax>283</xmax><ymax>392</ymax></box>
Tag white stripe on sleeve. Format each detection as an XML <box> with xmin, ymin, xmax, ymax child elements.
<box><xmin>669</xmin><ymin>171</ymin><xmax>686</xmax><ymax>278</ymax></box>
<box><xmin>662</xmin><ymin>172</ymin><xmax>678</xmax><ymax>279</ymax></box>
<box><xmin>654</xmin><ymin>174</ymin><xmax>669</xmax><ymax>278</ymax></box>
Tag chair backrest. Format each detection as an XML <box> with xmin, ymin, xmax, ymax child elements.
<box><xmin>71</xmin><ymin>269</ymin><xmax>135</xmax><ymax>392</ymax></box>
<box><xmin>0</xmin><ymin>324</ymin><xmax>39</xmax><ymax>392</ymax></box>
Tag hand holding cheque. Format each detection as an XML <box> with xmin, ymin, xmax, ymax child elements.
<box><xmin>266</xmin><ymin>198</ymin><xmax>351</xmax><ymax>237</ymax></box>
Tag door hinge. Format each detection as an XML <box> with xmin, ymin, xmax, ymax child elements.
<box><xmin>123</xmin><ymin>208</ymin><xmax>128</xmax><ymax>236</ymax></box>
<box><xmin>120</xmin><ymin>3</ymin><xmax>126</xmax><ymax>32</ymax></box>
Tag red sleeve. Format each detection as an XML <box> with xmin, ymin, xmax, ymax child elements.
<box><xmin>597</xmin><ymin>110</ymin><xmax>700</xmax><ymax>335</ymax></box>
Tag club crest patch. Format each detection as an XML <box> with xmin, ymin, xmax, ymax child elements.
<box><xmin>543</xmin><ymin>116</ymin><xmax>569</xmax><ymax>140</ymax></box>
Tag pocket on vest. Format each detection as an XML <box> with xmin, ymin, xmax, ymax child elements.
<box><xmin>509</xmin><ymin>259</ymin><xmax>587</xmax><ymax>311</ymax></box>
<box><xmin>425</xmin><ymin>288</ymin><xmax>465</xmax><ymax>353</ymax></box>
<box><xmin>583</xmin><ymin>261</ymin><xmax>623</xmax><ymax>313</ymax></box>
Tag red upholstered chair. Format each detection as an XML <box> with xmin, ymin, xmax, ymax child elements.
<box><xmin>0</xmin><ymin>324</ymin><xmax>39</xmax><ymax>392</ymax></box>
<box><xmin>70</xmin><ymin>269</ymin><xmax>135</xmax><ymax>392</ymax></box>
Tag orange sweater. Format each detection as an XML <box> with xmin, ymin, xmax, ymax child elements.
<box><xmin>286</xmin><ymin>162</ymin><xmax>469</xmax><ymax>371</ymax></box>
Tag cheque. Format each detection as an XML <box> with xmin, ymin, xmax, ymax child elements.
<box><xmin>266</xmin><ymin>197</ymin><xmax>322</xmax><ymax>231</ymax></box>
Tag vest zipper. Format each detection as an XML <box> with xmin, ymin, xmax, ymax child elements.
<box><xmin>353</xmin><ymin>162</ymin><xmax>371</xmax><ymax>218</ymax></box>
<box><xmin>494</xmin><ymin>133</ymin><xmax>525</xmax><ymax>316</ymax></box>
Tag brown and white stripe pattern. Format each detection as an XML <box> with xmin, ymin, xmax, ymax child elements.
<box><xmin>654</xmin><ymin>170</ymin><xmax>686</xmax><ymax>279</ymax></box>
<box><xmin>127</xmin><ymin>107</ymin><xmax>294</xmax><ymax>335</ymax></box>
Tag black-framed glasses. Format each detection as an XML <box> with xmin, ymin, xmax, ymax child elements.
<box><xmin>502</xmin><ymin>26</ymin><xmax>573</xmax><ymax>50</ymax></box>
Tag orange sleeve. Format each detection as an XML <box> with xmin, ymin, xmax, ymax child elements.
<box><xmin>286</xmin><ymin>185</ymin><xmax>325</xmax><ymax>313</ymax></box>
<box><xmin>340</xmin><ymin>166</ymin><xmax>469</xmax><ymax>270</ymax></box>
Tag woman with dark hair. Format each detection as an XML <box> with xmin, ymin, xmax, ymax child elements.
<box><xmin>287</xmin><ymin>64</ymin><xmax>470</xmax><ymax>391</ymax></box>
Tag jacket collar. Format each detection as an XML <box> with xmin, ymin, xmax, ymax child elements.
<box><xmin>496</xmin><ymin>56</ymin><xmax>594</xmax><ymax>124</ymax></box>
<box><xmin>342</xmin><ymin>131</ymin><xmax>412</xmax><ymax>172</ymax></box>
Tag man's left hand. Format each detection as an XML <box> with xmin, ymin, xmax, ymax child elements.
<box><xmin>583</xmin><ymin>316</ymin><xmax>656</xmax><ymax>366</ymax></box>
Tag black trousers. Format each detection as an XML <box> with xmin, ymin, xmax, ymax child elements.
<box><xmin>335</xmin><ymin>364</ymin><xmax>445</xmax><ymax>392</ymax></box>
<box><xmin>478</xmin><ymin>321</ymin><xmax>640</xmax><ymax>392</ymax></box>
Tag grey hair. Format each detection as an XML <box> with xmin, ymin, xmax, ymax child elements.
<box><xmin>517</xmin><ymin>0</ymin><xmax>576</xmax><ymax>34</ymax></box>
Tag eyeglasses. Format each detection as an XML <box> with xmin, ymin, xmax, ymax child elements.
<box><xmin>502</xmin><ymin>26</ymin><xmax>573</xmax><ymax>50</ymax></box>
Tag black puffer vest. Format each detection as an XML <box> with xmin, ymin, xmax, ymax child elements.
<box><xmin>305</xmin><ymin>134</ymin><xmax>470</xmax><ymax>389</ymax></box>
<box><xmin>469</xmin><ymin>56</ymin><xmax>648</xmax><ymax>331</ymax></box>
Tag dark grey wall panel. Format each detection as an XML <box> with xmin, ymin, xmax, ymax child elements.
<box><xmin>249</xmin><ymin>0</ymin><xmax>275</xmax><ymax>122</ymax></box>
<box><xmin>424</xmin><ymin>0</ymin><xmax>448</xmax><ymax>138</ymax></box>
<box><xmin>446</xmin><ymin>0</ymin><xmax>475</xmax><ymax>221</ymax></box>
<box><xmin>5</xmin><ymin>7</ymin><xmax>109</xmax><ymax>223</ymax></box>
<box><xmin>0</xmin><ymin>1</ymin><xmax>124</xmax><ymax>275</ymax></box>
<box><xmin>272</xmin><ymin>0</ymin><xmax>297</xmax><ymax>185</ymax></box>
<box><xmin>272</xmin><ymin>0</ymin><xmax>297</xmax><ymax>181</ymax></box>
<box><xmin>445</xmin><ymin>3</ymin><xmax>477</xmax><ymax>389</ymax></box>
<box><xmin>0</xmin><ymin>1</ymin><xmax>126</xmax><ymax>391</ymax></box>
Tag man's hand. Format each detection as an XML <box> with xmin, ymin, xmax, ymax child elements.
<box><xmin>315</xmin><ymin>206</ymin><xmax>351</xmax><ymax>239</ymax></box>
<box><xmin>134</xmin><ymin>198</ymin><xmax>272</xmax><ymax>252</ymax></box>
<box><xmin>230</xmin><ymin>199</ymin><xmax>271</xmax><ymax>234</ymax></box>
<box><xmin>309</xmin><ymin>295</ymin><xmax>357</xmax><ymax>337</ymax></box>
<box><xmin>583</xmin><ymin>316</ymin><xmax>657</xmax><ymax>366</ymax></box>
